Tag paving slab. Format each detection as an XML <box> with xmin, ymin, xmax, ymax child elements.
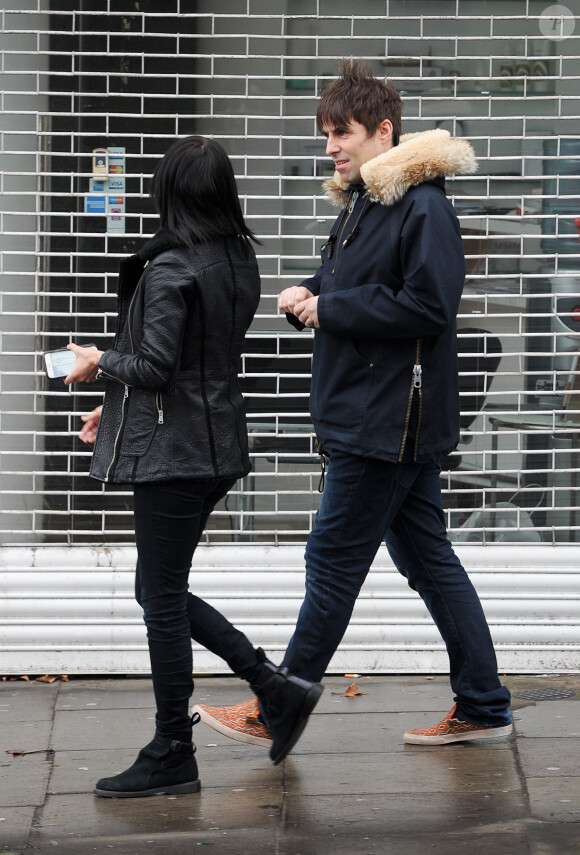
<box><xmin>25</xmin><ymin>828</ymin><xmax>277</xmax><ymax>855</ymax></box>
<box><xmin>277</xmin><ymin>830</ymin><xmax>530</xmax><ymax>855</ymax></box>
<box><xmin>284</xmin><ymin>741</ymin><xmax>521</xmax><ymax>796</ymax></box>
<box><xmin>292</xmin><ymin>709</ymin><xmax>516</xmax><ymax>756</ymax></box>
<box><xmin>0</xmin><ymin>753</ymin><xmax>52</xmax><ymax>808</ymax></box>
<box><xmin>55</xmin><ymin>678</ymin><xmax>154</xmax><ymax>711</ymax></box>
<box><xmin>516</xmin><ymin>736</ymin><xmax>580</xmax><ymax>778</ymax></box>
<box><xmin>49</xmin><ymin>744</ymin><xmax>280</xmax><ymax>794</ymax></box>
<box><xmin>525</xmin><ymin>821</ymin><xmax>580</xmax><ymax>854</ymax></box>
<box><xmin>526</xmin><ymin>777</ymin><xmax>580</xmax><ymax>822</ymax></box>
<box><xmin>32</xmin><ymin>785</ymin><xmax>283</xmax><ymax>840</ymax></box>
<box><xmin>47</xmin><ymin>748</ymin><xmax>142</xmax><ymax>795</ymax></box>
<box><xmin>194</xmin><ymin>745</ymin><xmax>281</xmax><ymax>790</ymax></box>
<box><xmin>0</xmin><ymin>683</ymin><xmax>58</xmax><ymax>722</ymax></box>
<box><xmin>50</xmin><ymin>707</ymin><xmax>155</xmax><ymax>752</ymax></box>
<box><xmin>0</xmin><ymin>806</ymin><xmax>36</xmax><ymax>851</ymax></box>
<box><xmin>311</xmin><ymin>674</ymin><xmax>453</xmax><ymax>714</ymax></box>
<box><xmin>283</xmin><ymin>791</ymin><xmax>527</xmax><ymax>836</ymax></box>
<box><xmin>1</xmin><ymin>720</ymin><xmax>53</xmax><ymax>755</ymax></box>
<box><xmin>513</xmin><ymin>699</ymin><xmax>580</xmax><ymax>738</ymax></box>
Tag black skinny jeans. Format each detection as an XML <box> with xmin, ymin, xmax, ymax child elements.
<box><xmin>133</xmin><ymin>477</ymin><xmax>260</xmax><ymax>742</ymax></box>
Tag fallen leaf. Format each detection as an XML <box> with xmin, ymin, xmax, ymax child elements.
<box><xmin>337</xmin><ymin>682</ymin><xmax>368</xmax><ymax>698</ymax></box>
<box><xmin>5</xmin><ymin>749</ymin><xmax>48</xmax><ymax>757</ymax></box>
<box><xmin>1</xmin><ymin>674</ymin><xmax>69</xmax><ymax>683</ymax></box>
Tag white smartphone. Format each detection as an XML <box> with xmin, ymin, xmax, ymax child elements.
<box><xmin>43</xmin><ymin>344</ymin><xmax>97</xmax><ymax>379</ymax></box>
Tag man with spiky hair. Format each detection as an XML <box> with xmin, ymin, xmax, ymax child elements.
<box><xmin>194</xmin><ymin>60</ymin><xmax>512</xmax><ymax>751</ymax></box>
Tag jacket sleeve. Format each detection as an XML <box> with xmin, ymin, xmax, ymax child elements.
<box><xmin>284</xmin><ymin>266</ymin><xmax>323</xmax><ymax>331</ymax></box>
<box><xmin>98</xmin><ymin>255</ymin><xmax>192</xmax><ymax>390</ymax></box>
<box><xmin>316</xmin><ymin>192</ymin><xmax>466</xmax><ymax>340</ymax></box>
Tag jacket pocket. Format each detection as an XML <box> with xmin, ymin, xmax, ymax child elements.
<box><xmin>120</xmin><ymin>389</ymin><xmax>160</xmax><ymax>457</ymax></box>
<box><xmin>314</xmin><ymin>339</ymin><xmax>375</xmax><ymax>432</ymax></box>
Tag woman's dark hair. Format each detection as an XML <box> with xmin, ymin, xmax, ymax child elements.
<box><xmin>317</xmin><ymin>59</ymin><xmax>402</xmax><ymax>146</ymax></box>
<box><xmin>151</xmin><ymin>135</ymin><xmax>260</xmax><ymax>249</ymax></box>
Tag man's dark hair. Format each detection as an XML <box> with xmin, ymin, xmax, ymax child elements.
<box><xmin>316</xmin><ymin>59</ymin><xmax>402</xmax><ymax>145</ymax></box>
<box><xmin>151</xmin><ymin>135</ymin><xmax>260</xmax><ymax>250</ymax></box>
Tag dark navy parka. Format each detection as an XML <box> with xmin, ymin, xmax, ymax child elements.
<box><xmin>289</xmin><ymin>129</ymin><xmax>477</xmax><ymax>463</ymax></box>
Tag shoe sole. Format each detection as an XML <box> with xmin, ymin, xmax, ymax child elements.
<box><xmin>192</xmin><ymin>704</ymin><xmax>272</xmax><ymax>747</ymax></box>
<box><xmin>270</xmin><ymin>683</ymin><xmax>324</xmax><ymax>766</ymax></box>
<box><xmin>403</xmin><ymin>722</ymin><xmax>513</xmax><ymax>745</ymax></box>
<box><xmin>93</xmin><ymin>779</ymin><xmax>201</xmax><ymax>798</ymax></box>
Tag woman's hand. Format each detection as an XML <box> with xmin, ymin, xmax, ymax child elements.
<box><xmin>79</xmin><ymin>405</ymin><xmax>103</xmax><ymax>444</ymax></box>
<box><xmin>64</xmin><ymin>343</ymin><xmax>104</xmax><ymax>385</ymax></box>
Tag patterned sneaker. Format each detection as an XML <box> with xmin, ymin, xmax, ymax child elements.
<box><xmin>403</xmin><ymin>705</ymin><xmax>513</xmax><ymax>745</ymax></box>
<box><xmin>192</xmin><ymin>697</ymin><xmax>272</xmax><ymax>747</ymax></box>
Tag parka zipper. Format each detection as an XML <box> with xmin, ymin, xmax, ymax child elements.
<box><xmin>331</xmin><ymin>190</ymin><xmax>359</xmax><ymax>273</ymax></box>
<box><xmin>398</xmin><ymin>339</ymin><xmax>423</xmax><ymax>463</ymax></box>
<box><xmin>412</xmin><ymin>358</ymin><xmax>423</xmax><ymax>461</ymax></box>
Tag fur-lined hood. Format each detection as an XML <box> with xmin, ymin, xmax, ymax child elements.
<box><xmin>323</xmin><ymin>128</ymin><xmax>477</xmax><ymax>208</ymax></box>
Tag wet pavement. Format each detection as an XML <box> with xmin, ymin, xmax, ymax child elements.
<box><xmin>1</xmin><ymin>673</ymin><xmax>579</xmax><ymax>854</ymax></box>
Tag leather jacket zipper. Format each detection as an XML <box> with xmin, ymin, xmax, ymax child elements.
<box><xmin>398</xmin><ymin>340</ymin><xmax>423</xmax><ymax>463</ymax></box>
<box><xmin>104</xmin><ymin>384</ymin><xmax>129</xmax><ymax>482</ymax></box>
<box><xmin>103</xmin><ymin>277</ymin><xmax>142</xmax><ymax>481</ymax></box>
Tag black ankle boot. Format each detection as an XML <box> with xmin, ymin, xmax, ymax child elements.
<box><xmin>94</xmin><ymin>733</ymin><xmax>201</xmax><ymax>798</ymax></box>
<box><xmin>250</xmin><ymin>650</ymin><xmax>324</xmax><ymax>766</ymax></box>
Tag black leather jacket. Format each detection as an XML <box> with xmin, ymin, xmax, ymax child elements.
<box><xmin>90</xmin><ymin>231</ymin><xmax>261</xmax><ymax>484</ymax></box>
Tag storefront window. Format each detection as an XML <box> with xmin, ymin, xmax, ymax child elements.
<box><xmin>0</xmin><ymin>0</ymin><xmax>577</xmax><ymax>544</ymax></box>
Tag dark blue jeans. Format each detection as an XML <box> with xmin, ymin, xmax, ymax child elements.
<box><xmin>133</xmin><ymin>477</ymin><xmax>261</xmax><ymax>742</ymax></box>
<box><xmin>282</xmin><ymin>451</ymin><xmax>511</xmax><ymax>727</ymax></box>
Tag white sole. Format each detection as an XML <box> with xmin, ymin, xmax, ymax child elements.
<box><xmin>404</xmin><ymin>722</ymin><xmax>513</xmax><ymax>745</ymax></box>
<box><xmin>192</xmin><ymin>704</ymin><xmax>272</xmax><ymax>747</ymax></box>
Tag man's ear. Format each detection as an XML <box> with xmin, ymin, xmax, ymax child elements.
<box><xmin>377</xmin><ymin>119</ymin><xmax>394</xmax><ymax>145</ymax></box>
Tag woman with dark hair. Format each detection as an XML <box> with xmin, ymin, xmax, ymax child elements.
<box><xmin>65</xmin><ymin>136</ymin><xmax>322</xmax><ymax>798</ymax></box>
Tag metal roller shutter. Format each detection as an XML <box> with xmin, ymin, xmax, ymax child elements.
<box><xmin>1</xmin><ymin>544</ymin><xmax>579</xmax><ymax>674</ymax></box>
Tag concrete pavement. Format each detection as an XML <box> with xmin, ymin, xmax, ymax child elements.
<box><xmin>1</xmin><ymin>673</ymin><xmax>579</xmax><ymax>854</ymax></box>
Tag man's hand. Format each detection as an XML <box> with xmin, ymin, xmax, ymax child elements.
<box><xmin>64</xmin><ymin>343</ymin><xmax>104</xmax><ymax>385</ymax></box>
<box><xmin>278</xmin><ymin>286</ymin><xmax>319</xmax><ymax>328</ymax></box>
<box><xmin>79</xmin><ymin>405</ymin><xmax>103</xmax><ymax>444</ymax></box>
<box><xmin>294</xmin><ymin>295</ymin><xmax>319</xmax><ymax>329</ymax></box>
<box><xmin>278</xmin><ymin>286</ymin><xmax>314</xmax><ymax>315</ymax></box>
